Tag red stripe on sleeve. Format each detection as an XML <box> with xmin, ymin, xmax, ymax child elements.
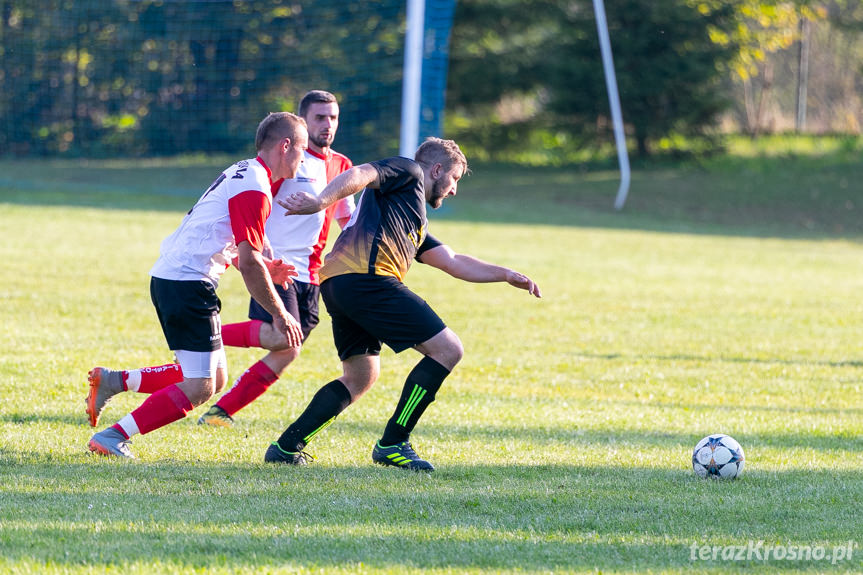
<box><xmin>326</xmin><ymin>152</ymin><xmax>353</xmax><ymax>183</ymax></box>
<box><xmin>228</xmin><ymin>190</ymin><xmax>271</xmax><ymax>252</ymax></box>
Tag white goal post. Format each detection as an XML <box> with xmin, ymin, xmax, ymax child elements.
<box><xmin>592</xmin><ymin>0</ymin><xmax>631</xmax><ymax>210</ymax></box>
<box><xmin>400</xmin><ymin>0</ymin><xmax>630</xmax><ymax>209</ymax></box>
<box><xmin>400</xmin><ymin>0</ymin><xmax>425</xmax><ymax>158</ymax></box>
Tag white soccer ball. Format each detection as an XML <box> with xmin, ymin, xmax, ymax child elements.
<box><xmin>692</xmin><ymin>434</ymin><xmax>745</xmax><ymax>479</ymax></box>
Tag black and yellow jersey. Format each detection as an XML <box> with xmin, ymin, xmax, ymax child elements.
<box><xmin>319</xmin><ymin>156</ymin><xmax>442</xmax><ymax>283</ymax></box>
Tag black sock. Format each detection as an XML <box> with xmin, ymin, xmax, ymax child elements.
<box><xmin>276</xmin><ymin>379</ymin><xmax>352</xmax><ymax>452</ymax></box>
<box><xmin>380</xmin><ymin>356</ymin><xmax>451</xmax><ymax>446</ymax></box>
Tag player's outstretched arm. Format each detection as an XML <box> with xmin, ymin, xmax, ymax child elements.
<box><xmin>279</xmin><ymin>163</ymin><xmax>380</xmax><ymax>215</ymax></box>
<box><xmin>419</xmin><ymin>245</ymin><xmax>542</xmax><ymax>298</ymax></box>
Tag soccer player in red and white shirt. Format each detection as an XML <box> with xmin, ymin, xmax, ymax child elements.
<box><xmin>197</xmin><ymin>90</ymin><xmax>356</xmax><ymax>426</ymax></box>
<box><xmin>86</xmin><ymin>113</ymin><xmax>308</xmax><ymax>458</ymax></box>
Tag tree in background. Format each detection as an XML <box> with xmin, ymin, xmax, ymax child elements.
<box><xmin>549</xmin><ymin>0</ymin><xmax>739</xmax><ymax>157</ymax></box>
<box><xmin>448</xmin><ymin>0</ymin><xmax>740</xmax><ymax>159</ymax></box>
<box><xmin>713</xmin><ymin>1</ymin><xmax>828</xmax><ymax>135</ymax></box>
<box><xmin>714</xmin><ymin>0</ymin><xmax>863</xmax><ymax>134</ymax></box>
<box><xmin>445</xmin><ymin>0</ymin><xmax>554</xmax><ymax>161</ymax></box>
<box><xmin>2</xmin><ymin>0</ymin><xmax>860</xmax><ymax>160</ymax></box>
<box><xmin>447</xmin><ymin>0</ymin><xmax>861</xmax><ymax>160</ymax></box>
<box><xmin>0</xmin><ymin>0</ymin><xmax>406</xmax><ymax>160</ymax></box>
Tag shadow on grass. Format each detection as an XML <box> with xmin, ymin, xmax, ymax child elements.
<box><xmin>2</xmin><ymin>153</ymin><xmax>862</xmax><ymax>240</ymax></box>
<box><xmin>2</xmin><ymin>411</ymin><xmax>858</xmax><ymax>457</ymax></box>
<box><xmin>573</xmin><ymin>351</ymin><xmax>863</xmax><ymax>370</ymax></box>
<box><xmin>0</xmin><ymin>412</ymin><xmax>88</xmax><ymax>426</ymax></box>
<box><xmin>0</xmin><ymin>454</ymin><xmax>860</xmax><ymax>572</ymax></box>
<box><xmin>439</xmin><ymin>153</ymin><xmax>863</xmax><ymax>240</ymax></box>
<box><xmin>330</xmin><ymin>421</ymin><xmax>863</xmax><ymax>454</ymax></box>
<box><xmin>587</xmin><ymin>398</ymin><xmax>863</xmax><ymax>420</ymax></box>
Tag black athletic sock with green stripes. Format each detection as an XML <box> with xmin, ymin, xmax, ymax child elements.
<box><xmin>276</xmin><ymin>379</ymin><xmax>352</xmax><ymax>452</ymax></box>
<box><xmin>380</xmin><ymin>356</ymin><xmax>451</xmax><ymax>446</ymax></box>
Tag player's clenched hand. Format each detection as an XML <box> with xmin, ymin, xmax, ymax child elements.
<box><xmin>278</xmin><ymin>192</ymin><xmax>322</xmax><ymax>215</ymax></box>
<box><xmin>273</xmin><ymin>313</ymin><xmax>303</xmax><ymax>348</ymax></box>
<box><xmin>506</xmin><ymin>270</ymin><xmax>542</xmax><ymax>298</ymax></box>
<box><xmin>266</xmin><ymin>258</ymin><xmax>298</xmax><ymax>289</ymax></box>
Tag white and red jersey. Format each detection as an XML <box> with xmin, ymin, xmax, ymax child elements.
<box><xmin>268</xmin><ymin>148</ymin><xmax>353</xmax><ymax>284</ymax></box>
<box><xmin>150</xmin><ymin>157</ymin><xmax>275</xmax><ymax>287</ymax></box>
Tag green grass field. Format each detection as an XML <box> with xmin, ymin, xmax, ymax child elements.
<box><xmin>0</xmin><ymin>138</ymin><xmax>861</xmax><ymax>573</ymax></box>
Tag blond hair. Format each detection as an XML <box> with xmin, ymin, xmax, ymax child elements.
<box><xmin>415</xmin><ymin>137</ymin><xmax>468</xmax><ymax>175</ymax></box>
<box><xmin>255</xmin><ymin>112</ymin><xmax>307</xmax><ymax>152</ymax></box>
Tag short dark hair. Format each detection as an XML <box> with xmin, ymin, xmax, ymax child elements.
<box><xmin>415</xmin><ymin>137</ymin><xmax>469</xmax><ymax>176</ymax></box>
<box><xmin>298</xmin><ymin>90</ymin><xmax>338</xmax><ymax>118</ymax></box>
<box><xmin>255</xmin><ymin>112</ymin><xmax>306</xmax><ymax>152</ymax></box>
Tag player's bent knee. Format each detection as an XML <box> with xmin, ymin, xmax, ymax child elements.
<box><xmin>178</xmin><ymin>377</ymin><xmax>216</xmax><ymax>407</ymax></box>
<box><xmin>339</xmin><ymin>369</ymin><xmax>378</xmax><ymax>396</ymax></box>
<box><xmin>263</xmin><ymin>347</ymin><xmax>302</xmax><ymax>376</ymax></box>
<box><xmin>265</xmin><ymin>339</ymin><xmax>300</xmax><ymax>352</ymax></box>
<box><xmin>451</xmin><ymin>341</ymin><xmax>464</xmax><ymax>366</ymax></box>
<box><xmin>420</xmin><ymin>328</ymin><xmax>463</xmax><ymax>370</ymax></box>
<box><xmin>259</xmin><ymin>322</ymin><xmax>302</xmax><ymax>352</ymax></box>
<box><xmin>339</xmin><ymin>355</ymin><xmax>380</xmax><ymax>400</ymax></box>
<box><xmin>270</xmin><ymin>343</ymin><xmax>303</xmax><ymax>360</ymax></box>
<box><xmin>441</xmin><ymin>343</ymin><xmax>464</xmax><ymax>369</ymax></box>
<box><xmin>340</xmin><ymin>377</ymin><xmax>376</xmax><ymax>401</ymax></box>
<box><xmin>447</xmin><ymin>331</ymin><xmax>465</xmax><ymax>364</ymax></box>
<box><xmin>213</xmin><ymin>367</ymin><xmax>229</xmax><ymax>394</ymax></box>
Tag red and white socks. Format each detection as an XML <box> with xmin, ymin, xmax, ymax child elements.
<box><xmin>112</xmin><ymin>385</ymin><xmax>193</xmax><ymax>439</ymax></box>
<box><xmin>221</xmin><ymin>320</ymin><xmax>264</xmax><ymax>348</ymax></box>
<box><xmin>123</xmin><ymin>363</ymin><xmax>184</xmax><ymax>393</ymax></box>
<box><xmin>215</xmin><ymin>360</ymin><xmax>279</xmax><ymax>416</ymax></box>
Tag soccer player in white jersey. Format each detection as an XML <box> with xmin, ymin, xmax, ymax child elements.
<box><xmin>196</xmin><ymin>90</ymin><xmax>355</xmax><ymax>427</ymax></box>
<box><xmin>86</xmin><ymin>113</ymin><xmax>307</xmax><ymax>458</ymax></box>
<box><xmin>83</xmin><ymin>92</ymin><xmax>355</xmax><ymax>433</ymax></box>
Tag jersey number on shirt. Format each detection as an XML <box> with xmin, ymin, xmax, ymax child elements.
<box><xmin>188</xmin><ymin>173</ymin><xmax>227</xmax><ymax>215</ymax></box>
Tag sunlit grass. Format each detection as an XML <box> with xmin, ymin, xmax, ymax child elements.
<box><xmin>724</xmin><ymin>133</ymin><xmax>863</xmax><ymax>160</ymax></box>
<box><xmin>0</xmin><ymin>147</ymin><xmax>861</xmax><ymax>573</ymax></box>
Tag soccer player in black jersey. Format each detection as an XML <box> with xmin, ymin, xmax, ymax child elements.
<box><xmin>267</xmin><ymin>137</ymin><xmax>541</xmax><ymax>471</ymax></box>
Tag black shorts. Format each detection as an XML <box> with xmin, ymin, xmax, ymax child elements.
<box><xmin>321</xmin><ymin>274</ymin><xmax>446</xmax><ymax>361</ymax></box>
<box><xmin>150</xmin><ymin>277</ymin><xmax>222</xmax><ymax>352</ymax></box>
<box><xmin>248</xmin><ymin>281</ymin><xmax>320</xmax><ymax>342</ymax></box>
